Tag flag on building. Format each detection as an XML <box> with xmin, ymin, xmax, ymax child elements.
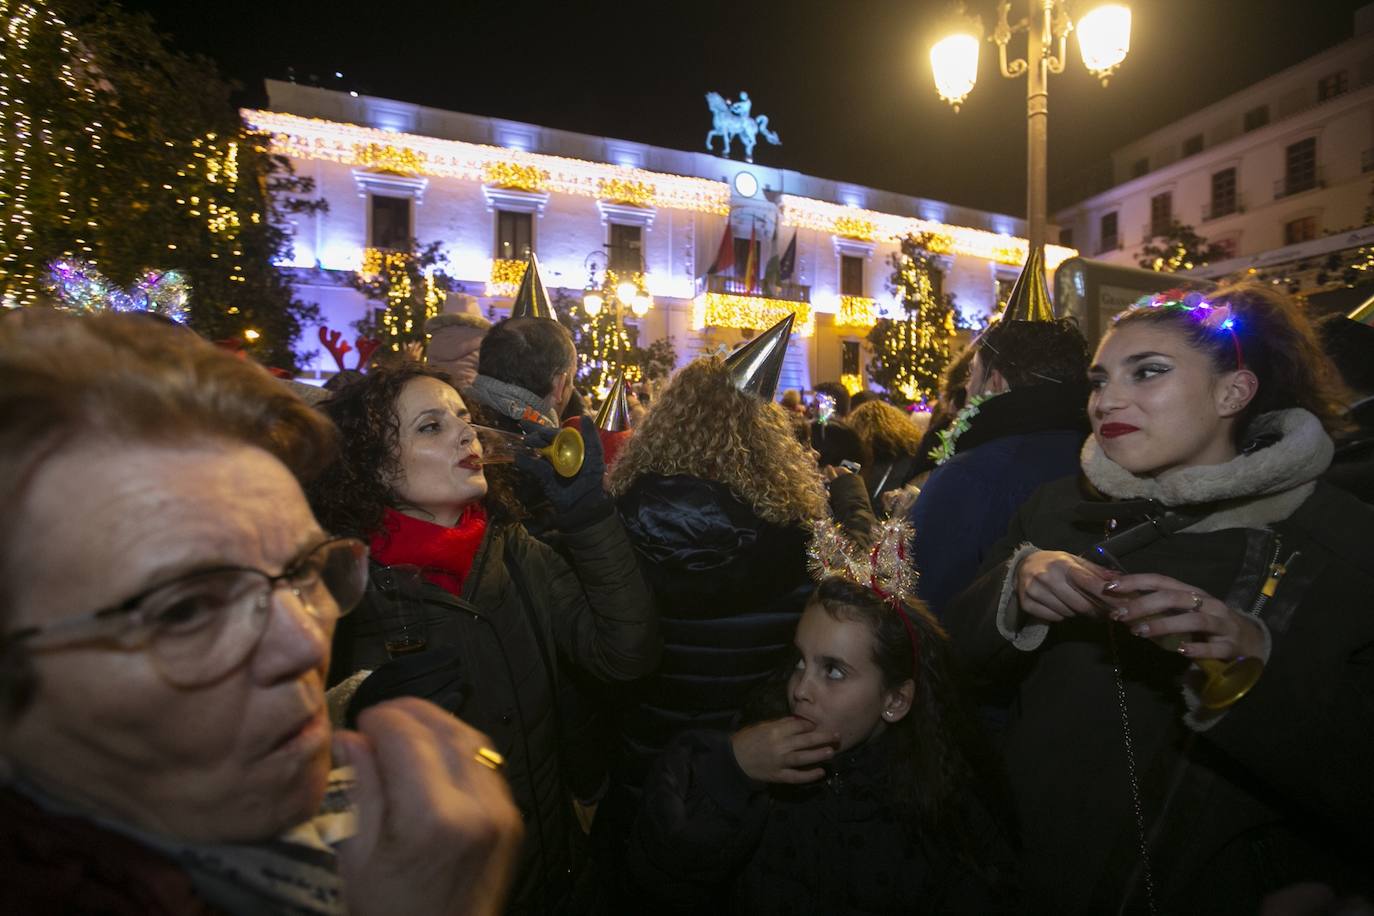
<box><xmin>778</xmin><ymin>230</ymin><xmax>798</xmax><ymax>282</ymax></box>
<box><xmin>744</xmin><ymin>222</ymin><xmax>759</xmax><ymax>294</ymax></box>
<box><xmin>708</xmin><ymin>222</ymin><xmax>735</xmax><ymax>275</ymax></box>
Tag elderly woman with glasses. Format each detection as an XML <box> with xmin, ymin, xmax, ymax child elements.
<box><xmin>0</xmin><ymin>311</ymin><xmax>522</xmax><ymax>916</ymax></box>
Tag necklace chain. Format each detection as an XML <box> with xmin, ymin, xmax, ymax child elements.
<box><xmin>1109</xmin><ymin>626</ymin><xmax>1158</xmax><ymax>916</ymax></box>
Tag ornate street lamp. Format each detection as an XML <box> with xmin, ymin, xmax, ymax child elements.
<box><xmin>929</xmin><ymin>1</ymin><xmax>1131</xmax><ymax>258</ymax></box>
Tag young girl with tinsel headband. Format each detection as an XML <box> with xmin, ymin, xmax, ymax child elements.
<box><xmin>624</xmin><ymin>518</ymin><xmax>1018</xmax><ymax>915</ymax></box>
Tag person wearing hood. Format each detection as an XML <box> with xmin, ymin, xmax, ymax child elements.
<box><xmin>589</xmin><ymin>316</ymin><xmax>877</xmax><ymax>889</ymax></box>
<box><xmin>425</xmin><ymin>311</ymin><xmax>492</xmax><ymax>389</ymax></box>
<box><xmin>908</xmin><ymin>249</ymin><xmax>1091</xmax><ymax>618</ymax></box>
<box><xmin>945</xmin><ymin>282</ymin><xmax>1374</xmax><ymax>914</ymax></box>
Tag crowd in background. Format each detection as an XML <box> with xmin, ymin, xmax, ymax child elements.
<box><xmin>2</xmin><ymin>265</ymin><xmax>1373</xmax><ymax>915</ymax></box>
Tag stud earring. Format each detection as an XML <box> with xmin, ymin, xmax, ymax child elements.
<box><xmin>882</xmin><ymin>710</ymin><xmax>894</xmax><ymax>720</ymax></box>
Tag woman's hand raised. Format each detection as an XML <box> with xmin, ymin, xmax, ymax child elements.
<box><xmin>1105</xmin><ymin>573</ymin><xmax>1267</xmax><ymax>661</ymax></box>
<box><xmin>1016</xmin><ymin>550</ymin><xmax>1119</xmax><ymax>623</ymax></box>
<box><xmin>730</xmin><ymin>717</ymin><xmax>837</xmax><ymax>785</ymax></box>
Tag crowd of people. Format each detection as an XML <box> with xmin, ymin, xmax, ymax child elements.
<box><xmin>2</xmin><ymin>253</ymin><xmax>1373</xmax><ymax>915</ymax></box>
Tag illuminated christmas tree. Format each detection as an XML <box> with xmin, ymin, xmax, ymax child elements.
<box><xmin>349</xmin><ymin>240</ymin><xmax>457</xmax><ymax>358</ymax></box>
<box><xmin>0</xmin><ymin>0</ymin><xmax>321</xmax><ymax>370</ymax></box>
<box><xmin>552</xmin><ymin>276</ymin><xmax>676</xmax><ymax>397</ymax></box>
<box><xmin>866</xmin><ymin>232</ymin><xmax>957</xmax><ymax>406</ymax></box>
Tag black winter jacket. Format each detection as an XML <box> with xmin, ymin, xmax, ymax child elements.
<box><xmin>946</xmin><ymin>477</ymin><xmax>1374</xmax><ymax>915</ymax></box>
<box><xmin>626</xmin><ymin>728</ymin><xmax>1016</xmax><ymax>915</ymax></box>
<box><xmin>328</xmin><ymin>510</ymin><xmax>657</xmax><ymax>914</ymax></box>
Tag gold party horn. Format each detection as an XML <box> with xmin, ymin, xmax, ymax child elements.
<box><xmin>540</xmin><ymin>426</ymin><xmax>584</xmax><ymax>478</ymax></box>
<box><xmin>1132</xmin><ymin>611</ymin><xmax>1264</xmax><ymax>709</ymax></box>
<box><xmin>473</xmin><ymin>424</ymin><xmax>584</xmax><ymax>478</ymax></box>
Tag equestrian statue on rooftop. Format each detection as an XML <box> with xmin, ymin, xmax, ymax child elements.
<box><xmin>705</xmin><ymin>90</ymin><xmax>781</xmax><ymax>163</ymax></box>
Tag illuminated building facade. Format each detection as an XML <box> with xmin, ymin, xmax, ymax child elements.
<box><xmin>250</xmin><ymin>81</ymin><xmax>1075</xmax><ymax>389</ymax></box>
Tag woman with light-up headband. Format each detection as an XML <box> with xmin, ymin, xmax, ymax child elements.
<box><xmin>945</xmin><ymin>281</ymin><xmax>1374</xmax><ymax>914</ymax></box>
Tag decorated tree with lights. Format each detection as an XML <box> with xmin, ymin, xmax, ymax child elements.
<box><xmin>1137</xmin><ymin>221</ymin><xmax>1230</xmax><ymax>273</ymax></box>
<box><xmin>0</xmin><ymin>0</ymin><xmax>321</xmax><ymax>370</ymax></box>
<box><xmin>552</xmin><ymin>280</ymin><xmax>676</xmax><ymax>396</ymax></box>
<box><xmin>866</xmin><ymin>232</ymin><xmax>957</xmax><ymax>406</ymax></box>
<box><xmin>348</xmin><ymin>240</ymin><xmax>457</xmax><ymax>358</ymax></box>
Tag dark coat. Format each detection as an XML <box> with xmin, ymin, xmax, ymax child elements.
<box><xmin>625</xmin><ymin>728</ymin><xmax>1015</xmax><ymax>915</ymax></box>
<box><xmin>910</xmin><ymin>382</ymin><xmax>1089</xmax><ymax>618</ymax></box>
<box><xmin>607</xmin><ymin>473</ymin><xmax>873</xmax><ymax>792</ymax></box>
<box><xmin>945</xmin><ymin>477</ymin><xmax>1374</xmax><ymax>915</ymax></box>
<box><xmin>329</xmin><ymin>510</ymin><xmax>657</xmax><ymax>914</ymax></box>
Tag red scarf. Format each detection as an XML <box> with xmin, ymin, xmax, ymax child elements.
<box><xmin>370</xmin><ymin>505</ymin><xmax>488</xmax><ymax>596</ymax></box>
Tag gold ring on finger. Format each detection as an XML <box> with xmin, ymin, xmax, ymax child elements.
<box><xmin>474</xmin><ymin>746</ymin><xmax>505</xmax><ymax>771</ymax></box>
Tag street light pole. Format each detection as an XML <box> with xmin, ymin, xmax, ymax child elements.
<box><xmin>1024</xmin><ymin>0</ymin><xmax>1049</xmax><ymax>256</ymax></box>
<box><xmin>931</xmin><ymin>1</ymin><xmax>1131</xmax><ymax>258</ymax></box>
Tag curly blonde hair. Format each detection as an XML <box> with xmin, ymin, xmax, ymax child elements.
<box><xmin>847</xmin><ymin>400</ymin><xmax>924</xmax><ymax>463</ymax></box>
<box><xmin>607</xmin><ymin>357</ymin><xmax>828</xmax><ymax>525</ymax></box>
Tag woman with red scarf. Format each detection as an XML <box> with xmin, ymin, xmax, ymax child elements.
<box><xmin>307</xmin><ymin>364</ymin><xmax>658</xmax><ymax>915</ymax></box>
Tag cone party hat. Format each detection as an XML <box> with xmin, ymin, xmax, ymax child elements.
<box><xmin>1002</xmin><ymin>244</ymin><xmax>1055</xmax><ymax>322</ymax></box>
<box><xmin>724</xmin><ymin>312</ymin><xmax>794</xmax><ymax>400</ymax></box>
<box><xmin>595</xmin><ymin>373</ymin><xmax>632</xmax><ymax>432</ymax></box>
<box><xmin>509</xmin><ymin>251</ymin><xmax>554</xmax><ymax>320</ymax></box>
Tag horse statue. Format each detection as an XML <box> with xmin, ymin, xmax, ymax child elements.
<box><xmin>705</xmin><ymin>91</ymin><xmax>781</xmax><ymax>163</ymax></box>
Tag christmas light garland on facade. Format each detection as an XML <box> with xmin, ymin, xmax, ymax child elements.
<box><xmin>486</xmin><ymin>258</ymin><xmax>528</xmax><ymax>296</ymax></box>
<box><xmin>836</xmin><ymin>295</ymin><xmax>878</xmax><ymax>330</ymax></box>
<box><xmin>780</xmin><ymin>195</ymin><xmax>1075</xmax><ymax>269</ymax></box>
<box><xmin>243</xmin><ymin>110</ymin><xmax>732</xmax><ymax>215</ymax></box>
<box><xmin>692</xmin><ymin>292</ymin><xmax>815</xmax><ymax>337</ymax></box>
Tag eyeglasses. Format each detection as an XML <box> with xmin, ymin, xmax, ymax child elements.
<box><xmin>3</xmin><ymin>537</ymin><xmax>369</xmax><ymax>687</ymax></box>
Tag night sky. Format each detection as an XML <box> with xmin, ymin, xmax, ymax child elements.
<box><xmin>123</xmin><ymin>0</ymin><xmax>1370</xmax><ymax>218</ymax></box>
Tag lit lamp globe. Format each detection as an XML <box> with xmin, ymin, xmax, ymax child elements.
<box><xmin>630</xmin><ymin>293</ymin><xmax>652</xmax><ymax>318</ymax></box>
<box><xmin>582</xmin><ymin>290</ymin><xmax>604</xmax><ymax>317</ymax></box>
<box><xmin>1076</xmin><ymin>4</ymin><xmax>1131</xmax><ymax>84</ymax></box>
<box><xmin>930</xmin><ymin>32</ymin><xmax>980</xmax><ymax>111</ymax></box>
<box><xmin>616</xmin><ymin>280</ymin><xmax>639</xmax><ymax>305</ymax></box>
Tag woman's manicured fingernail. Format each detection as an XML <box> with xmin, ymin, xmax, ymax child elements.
<box><xmin>1178</xmin><ymin>645</ymin><xmax>1191</xmax><ymax>656</ymax></box>
<box><xmin>1132</xmin><ymin>623</ymin><xmax>1149</xmax><ymax>636</ymax></box>
<box><xmin>1102</xmin><ymin>581</ymin><xmax>1120</xmax><ymax>593</ymax></box>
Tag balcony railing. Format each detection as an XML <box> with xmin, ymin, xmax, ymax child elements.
<box><xmin>1274</xmin><ymin>167</ymin><xmax>1325</xmax><ymax>199</ymax></box>
<box><xmin>696</xmin><ymin>273</ymin><xmax>811</xmax><ymax>303</ymax></box>
<box><xmin>1201</xmin><ymin>196</ymin><xmax>1244</xmax><ymax>222</ymax></box>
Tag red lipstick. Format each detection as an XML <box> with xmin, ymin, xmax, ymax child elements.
<box><xmin>1099</xmin><ymin>423</ymin><xmax>1139</xmax><ymax>439</ymax></box>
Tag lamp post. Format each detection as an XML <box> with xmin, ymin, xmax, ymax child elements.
<box><xmin>930</xmin><ymin>1</ymin><xmax>1131</xmax><ymax>255</ymax></box>
<box><xmin>581</xmin><ymin>249</ymin><xmax>653</xmax><ymax>394</ymax></box>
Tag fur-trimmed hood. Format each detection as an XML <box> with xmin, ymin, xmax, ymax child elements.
<box><xmin>1080</xmin><ymin>408</ymin><xmax>1333</xmax><ymax>532</ymax></box>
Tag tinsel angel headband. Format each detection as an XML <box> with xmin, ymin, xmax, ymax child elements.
<box><xmin>807</xmin><ymin>516</ymin><xmax>922</xmax><ymax>670</ymax></box>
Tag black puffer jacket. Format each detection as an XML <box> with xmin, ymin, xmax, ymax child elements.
<box><xmin>329</xmin><ymin>511</ymin><xmax>657</xmax><ymax>914</ymax></box>
<box><xmin>607</xmin><ymin>473</ymin><xmax>873</xmax><ymax>789</ymax></box>
<box><xmin>588</xmin><ymin>473</ymin><xmax>873</xmax><ymax>882</ymax></box>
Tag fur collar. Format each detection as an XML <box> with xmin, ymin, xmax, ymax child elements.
<box><xmin>1080</xmin><ymin>409</ymin><xmax>1333</xmax><ymax>533</ymax></box>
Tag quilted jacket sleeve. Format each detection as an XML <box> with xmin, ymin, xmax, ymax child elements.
<box><xmin>516</xmin><ymin>510</ymin><xmax>660</xmax><ymax>681</ymax></box>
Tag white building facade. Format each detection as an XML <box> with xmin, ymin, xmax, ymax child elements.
<box><xmin>1055</xmin><ymin>6</ymin><xmax>1374</xmax><ymax>303</ymax></box>
<box><xmin>250</xmin><ymin>81</ymin><xmax>1075</xmax><ymax>389</ymax></box>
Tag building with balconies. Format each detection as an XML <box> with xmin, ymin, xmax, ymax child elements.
<box><xmin>1054</xmin><ymin>4</ymin><xmax>1374</xmax><ymax>311</ymax></box>
<box><xmin>249</xmin><ymin>80</ymin><xmax>1074</xmax><ymax>390</ymax></box>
